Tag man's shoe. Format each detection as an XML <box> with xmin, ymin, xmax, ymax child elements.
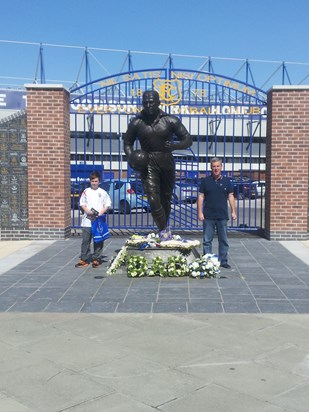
<box><xmin>75</xmin><ymin>259</ymin><xmax>89</xmax><ymax>268</ymax></box>
<box><xmin>220</xmin><ymin>263</ymin><xmax>231</xmax><ymax>269</ymax></box>
<box><xmin>92</xmin><ymin>259</ymin><xmax>100</xmax><ymax>268</ymax></box>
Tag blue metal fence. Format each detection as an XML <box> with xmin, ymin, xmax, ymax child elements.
<box><xmin>70</xmin><ymin>68</ymin><xmax>267</xmax><ymax>232</ymax></box>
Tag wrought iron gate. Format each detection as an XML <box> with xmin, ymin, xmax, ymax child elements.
<box><xmin>70</xmin><ymin>68</ymin><xmax>267</xmax><ymax>232</ymax></box>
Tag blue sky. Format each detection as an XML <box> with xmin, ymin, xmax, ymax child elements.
<box><xmin>1</xmin><ymin>0</ymin><xmax>308</xmax><ymax>89</ymax></box>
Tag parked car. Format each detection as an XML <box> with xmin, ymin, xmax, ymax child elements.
<box><xmin>250</xmin><ymin>180</ymin><xmax>266</xmax><ymax>198</ymax></box>
<box><xmin>71</xmin><ymin>180</ymin><xmax>88</xmax><ymax>209</ymax></box>
<box><xmin>100</xmin><ymin>179</ymin><xmax>150</xmax><ymax>214</ymax></box>
<box><xmin>173</xmin><ymin>180</ymin><xmax>199</xmax><ymax>204</ymax></box>
<box><xmin>232</xmin><ymin>177</ymin><xmax>266</xmax><ymax>199</ymax></box>
<box><xmin>232</xmin><ymin>177</ymin><xmax>252</xmax><ymax>199</ymax></box>
<box><xmin>71</xmin><ymin>178</ymin><xmax>150</xmax><ymax>214</ymax></box>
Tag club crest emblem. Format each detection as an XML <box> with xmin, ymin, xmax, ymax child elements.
<box><xmin>153</xmin><ymin>79</ymin><xmax>182</xmax><ymax>106</ymax></box>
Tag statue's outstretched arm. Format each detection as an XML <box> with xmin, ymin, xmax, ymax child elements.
<box><xmin>165</xmin><ymin>118</ymin><xmax>192</xmax><ymax>151</ymax></box>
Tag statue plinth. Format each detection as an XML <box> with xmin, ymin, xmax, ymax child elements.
<box><xmin>126</xmin><ymin>245</ymin><xmax>200</xmax><ymax>264</ymax></box>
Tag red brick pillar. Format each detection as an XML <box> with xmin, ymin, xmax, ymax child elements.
<box><xmin>265</xmin><ymin>86</ymin><xmax>309</xmax><ymax>240</ymax></box>
<box><xmin>25</xmin><ymin>84</ymin><xmax>71</xmax><ymax>239</ymax></box>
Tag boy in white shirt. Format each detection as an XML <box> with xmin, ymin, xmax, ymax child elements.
<box><xmin>75</xmin><ymin>171</ymin><xmax>112</xmax><ymax>268</ymax></box>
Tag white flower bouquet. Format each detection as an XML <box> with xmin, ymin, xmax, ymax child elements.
<box><xmin>126</xmin><ymin>232</ymin><xmax>200</xmax><ymax>256</ymax></box>
<box><xmin>188</xmin><ymin>253</ymin><xmax>220</xmax><ymax>279</ymax></box>
<box><xmin>106</xmin><ymin>246</ymin><xmax>128</xmax><ymax>275</ymax></box>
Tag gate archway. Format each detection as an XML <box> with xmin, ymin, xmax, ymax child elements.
<box><xmin>70</xmin><ymin>68</ymin><xmax>267</xmax><ymax>232</ymax></box>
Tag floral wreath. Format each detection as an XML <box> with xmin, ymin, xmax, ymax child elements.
<box><xmin>107</xmin><ymin>233</ymin><xmax>220</xmax><ymax>279</ymax></box>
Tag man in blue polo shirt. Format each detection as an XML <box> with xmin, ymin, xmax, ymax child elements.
<box><xmin>198</xmin><ymin>157</ymin><xmax>237</xmax><ymax>269</ymax></box>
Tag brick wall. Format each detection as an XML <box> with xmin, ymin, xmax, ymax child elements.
<box><xmin>265</xmin><ymin>86</ymin><xmax>309</xmax><ymax>240</ymax></box>
<box><xmin>25</xmin><ymin>84</ymin><xmax>71</xmax><ymax>239</ymax></box>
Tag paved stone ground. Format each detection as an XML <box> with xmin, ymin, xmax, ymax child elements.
<box><xmin>0</xmin><ymin>235</ymin><xmax>309</xmax><ymax>314</ymax></box>
<box><xmin>0</xmin><ymin>235</ymin><xmax>309</xmax><ymax>411</ymax></box>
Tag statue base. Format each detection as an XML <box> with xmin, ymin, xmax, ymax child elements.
<box><xmin>126</xmin><ymin>245</ymin><xmax>200</xmax><ymax>264</ymax></box>
<box><xmin>107</xmin><ymin>235</ymin><xmax>202</xmax><ymax>276</ymax></box>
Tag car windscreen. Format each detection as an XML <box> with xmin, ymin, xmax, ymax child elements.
<box><xmin>129</xmin><ymin>180</ymin><xmax>144</xmax><ymax>194</ymax></box>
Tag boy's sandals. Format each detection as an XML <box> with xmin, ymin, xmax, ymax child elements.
<box><xmin>75</xmin><ymin>259</ymin><xmax>89</xmax><ymax>268</ymax></box>
<box><xmin>92</xmin><ymin>259</ymin><xmax>100</xmax><ymax>268</ymax></box>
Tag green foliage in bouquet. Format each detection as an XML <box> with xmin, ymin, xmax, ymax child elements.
<box><xmin>126</xmin><ymin>255</ymin><xmax>148</xmax><ymax>278</ymax></box>
<box><xmin>148</xmin><ymin>256</ymin><xmax>167</xmax><ymax>277</ymax></box>
<box><xmin>166</xmin><ymin>255</ymin><xmax>188</xmax><ymax>277</ymax></box>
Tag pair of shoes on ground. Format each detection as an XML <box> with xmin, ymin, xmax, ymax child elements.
<box><xmin>75</xmin><ymin>259</ymin><xmax>101</xmax><ymax>268</ymax></box>
<box><xmin>220</xmin><ymin>262</ymin><xmax>231</xmax><ymax>269</ymax></box>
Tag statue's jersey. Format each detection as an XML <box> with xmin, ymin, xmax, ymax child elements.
<box><xmin>123</xmin><ymin>109</ymin><xmax>192</xmax><ymax>154</ymax></box>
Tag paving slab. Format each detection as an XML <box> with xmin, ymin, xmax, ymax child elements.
<box><xmin>0</xmin><ymin>313</ymin><xmax>308</xmax><ymax>411</ymax></box>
